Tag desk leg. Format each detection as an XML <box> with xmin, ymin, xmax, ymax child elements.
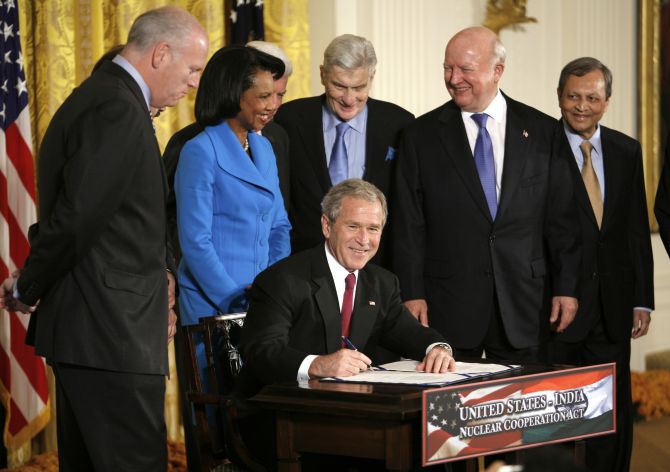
<box><xmin>384</xmin><ymin>423</ymin><xmax>412</xmax><ymax>471</ymax></box>
<box><xmin>276</xmin><ymin>412</ymin><xmax>301</xmax><ymax>472</ymax></box>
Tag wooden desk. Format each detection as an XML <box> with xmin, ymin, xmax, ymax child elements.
<box><xmin>249</xmin><ymin>365</ymin><xmax>566</xmax><ymax>472</ymax></box>
<box><xmin>251</xmin><ymin>381</ymin><xmax>424</xmax><ymax>471</ymax></box>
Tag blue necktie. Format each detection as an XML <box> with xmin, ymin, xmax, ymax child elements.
<box><xmin>471</xmin><ymin>113</ymin><xmax>497</xmax><ymax>219</ymax></box>
<box><xmin>329</xmin><ymin>122</ymin><xmax>350</xmax><ymax>185</ymax></box>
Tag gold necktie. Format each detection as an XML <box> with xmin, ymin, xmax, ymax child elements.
<box><xmin>580</xmin><ymin>140</ymin><xmax>603</xmax><ymax>228</ymax></box>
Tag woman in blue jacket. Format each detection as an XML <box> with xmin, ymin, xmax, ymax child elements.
<box><xmin>175</xmin><ymin>46</ymin><xmax>290</xmax><ymax>325</ymax></box>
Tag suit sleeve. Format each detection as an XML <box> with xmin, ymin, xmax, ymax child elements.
<box><xmin>390</xmin><ymin>128</ymin><xmax>427</xmax><ymax>301</ymax></box>
<box><xmin>545</xmin><ymin>128</ymin><xmax>582</xmax><ymax>297</ymax></box>
<box><xmin>175</xmin><ymin>138</ymin><xmax>241</xmax><ymax>312</ymax></box>
<box><xmin>630</xmin><ymin>142</ymin><xmax>654</xmax><ymax>309</ymax></box>
<box><xmin>18</xmin><ymin>98</ymin><xmax>145</xmax><ymax>305</ymax></box>
<box><xmin>376</xmin><ymin>274</ymin><xmax>445</xmax><ymax>360</ymax></box>
<box><xmin>655</xmin><ymin>137</ymin><xmax>670</xmax><ymax>256</ymax></box>
<box><xmin>239</xmin><ymin>271</ymin><xmax>314</xmax><ymax>384</ymax></box>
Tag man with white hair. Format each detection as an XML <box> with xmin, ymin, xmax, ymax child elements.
<box><xmin>0</xmin><ymin>6</ymin><xmax>208</xmax><ymax>470</ymax></box>
<box><xmin>274</xmin><ymin>34</ymin><xmax>414</xmax><ymax>264</ymax></box>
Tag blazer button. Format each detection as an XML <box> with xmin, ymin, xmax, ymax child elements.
<box><xmin>489</xmin><ymin>235</ymin><xmax>496</xmax><ymax>244</ymax></box>
<box><xmin>592</xmin><ymin>272</ymin><xmax>599</xmax><ymax>279</ymax></box>
<box><xmin>484</xmin><ymin>269</ymin><xmax>492</xmax><ymax>278</ymax></box>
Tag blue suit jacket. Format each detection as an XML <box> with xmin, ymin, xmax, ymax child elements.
<box><xmin>175</xmin><ymin>121</ymin><xmax>291</xmax><ymax>324</ymax></box>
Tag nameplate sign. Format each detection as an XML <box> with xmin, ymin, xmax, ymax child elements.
<box><xmin>422</xmin><ymin>363</ymin><xmax>615</xmax><ymax>465</ymax></box>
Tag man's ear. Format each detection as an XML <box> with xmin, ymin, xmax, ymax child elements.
<box><xmin>321</xmin><ymin>214</ymin><xmax>331</xmax><ymax>239</ymax></box>
<box><xmin>319</xmin><ymin>65</ymin><xmax>327</xmax><ymax>87</ymax></box>
<box><xmin>151</xmin><ymin>42</ymin><xmax>170</xmax><ymax>69</ymax></box>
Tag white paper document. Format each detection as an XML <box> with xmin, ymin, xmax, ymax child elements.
<box><xmin>321</xmin><ymin>360</ymin><xmax>520</xmax><ymax>386</ymax></box>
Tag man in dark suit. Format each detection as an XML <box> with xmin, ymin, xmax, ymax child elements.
<box><xmin>238</xmin><ymin>179</ymin><xmax>454</xmax><ymax>397</ymax></box>
<box><xmin>391</xmin><ymin>26</ymin><xmax>581</xmax><ymax>364</ymax></box>
<box><xmin>274</xmin><ymin>34</ymin><xmax>414</xmax><ymax>259</ymax></box>
<box><xmin>549</xmin><ymin>57</ymin><xmax>653</xmax><ymax>472</ymax></box>
<box><xmin>0</xmin><ymin>7</ymin><xmax>208</xmax><ymax>471</ymax></box>
<box><xmin>655</xmin><ymin>135</ymin><xmax>670</xmax><ymax>255</ymax></box>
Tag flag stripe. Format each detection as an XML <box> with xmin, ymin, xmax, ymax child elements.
<box><xmin>5</xmin><ymin>123</ymin><xmax>35</xmax><ymax>198</ymax></box>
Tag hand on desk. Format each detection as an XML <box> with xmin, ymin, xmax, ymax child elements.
<box><xmin>417</xmin><ymin>345</ymin><xmax>456</xmax><ymax>373</ymax></box>
<box><xmin>309</xmin><ymin>349</ymin><xmax>372</xmax><ymax>378</ymax></box>
<box><xmin>631</xmin><ymin>309</ymin><xmax>651</xmax><ymax>339</ymax></box>
<box><xmin>549</xmin><ymin>296</ymin><xmax>578</xmax><ymax>332</ymax></box>
<box><xmin>403</xmin><ymin>299</ymin><xmax>429</xmax><ymax>326</ymax></box>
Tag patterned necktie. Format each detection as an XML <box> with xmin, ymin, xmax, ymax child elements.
<box><xmin>329</xmin><ymin>122</ymin><xmax>350</xmax><ymax>185</ymax></box>
<box><xmin>341</xmin><ymin>273</ymin><xmax>356</xmax><ymax>346</ymax></box>
<box><xmin>471</xmin><ymin>113</ymin><xmax>497</xmax><ymax>219</ymax></box>
<box><xmin>580</xmin><ymin>140</ymin><xmax>603</xmax><ymax>228</ymax></box>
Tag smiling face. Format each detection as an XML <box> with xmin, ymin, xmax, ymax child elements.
<box><xmin>321</xmin><ymin>196</ymin><xmax>383</xmax><ymax>272</ymax></box>
<box><xmin>558</xmin><ymin>70</ymin><xmax>610</xmax><ymax>139</ymax></box>
<box><xmin>443</xmin><ymin>29</ymin><xmax>503</xmax><ymax>113</ymax></box>
<box><xmin>235</xmin><ymin>69</ymin><xmax>276</xmax><ymax>132</ymax></box>
<box><xmin>320</xmin><ymin>65</ymin><xmax>372</xmax><ymax>121</ymax></box>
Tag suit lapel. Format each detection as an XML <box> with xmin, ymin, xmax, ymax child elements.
<box><xmin>311</xmin><ymin>248</ymin><xmax>342</xmax><ymax>353</ymax></box>
<box><xmin>437</xmin><ymin>103</ymin><xmax>493</xmax><ymax>221</ymax></box>
<box><xmin>496</xmin><ymin>98</ymin><xmax>530</xmax><ymax>221</ymax></box>
<box><xmin>298</xmin><ymin>96</ymin><xmax>331</xmax><ymax>192</ymax></box>
<box><xmin>348</xmin><ymin>269</ymin><xmax>380</xmax><ymax>349</ymax></box>
<box><xmin>600</xmin><ymin>126</ymin><xmax>621</xmax><ymax>232</ymax></box>
<box><xmin>363</xmin><ymin>99</ymin><xmax>386</xmax><ymax>181</ymax></box>
<box><xmin>206</xmin><ymin>122</ymin><xmax>273</xmax><ymax>193</ymax></box>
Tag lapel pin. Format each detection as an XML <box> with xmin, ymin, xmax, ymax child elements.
<box><xmin>522</xmin><ymin>130</ymin><xmax>529</xmax><ymax>138</ymax></box>
<box><xmin>369</xmin><ymin>301</ymin><xmax>376</xmax><ymax>306</ymax></box>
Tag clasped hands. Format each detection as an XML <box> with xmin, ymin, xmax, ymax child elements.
<box><xmin>0</xmin><ymin>271</ymin><xmax>37</xmax><ymax>314</ymax></box>
<box><xmin>307</xmin><ymin>345</ymin><xmax>455</xmax><ymax>379</ymax></box>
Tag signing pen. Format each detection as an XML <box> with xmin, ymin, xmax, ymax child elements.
<box><xmin>341</xmin><ymin>336</ymin><xmax>358</xmax><ymax>350</ymax></box>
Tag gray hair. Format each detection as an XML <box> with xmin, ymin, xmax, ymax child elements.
<box><xmin>247</xmin><ymin>40</ymin><xmax>293</xmax><ymax>77</ymax></box>
<box><xmin>126</xmin><ymin>6</ymin><xmax>202</xmax><ymax>54</ymax></box>
<box><xmin>557</xmin><ymin>57</ymin><xmax>613</xmax><ymax>99</ymax></box>
<box><xmin>492</xmin><ymin>36</ymin><xmax>506</xmax><ymax>65</ymax></box>
<box><xmin>322</xmin><ymin>34</ymin><xmax>377</xmax><ymax>77</ymax></box>
<box><xmin>321</xmin><ymin>179</ymin><xmax>387</xmax><ymax>226</ymax></box>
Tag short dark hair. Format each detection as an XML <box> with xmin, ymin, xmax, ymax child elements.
<box><xmin>557</xmin><ymin>57</ymin><xmax>613</xmax><ymax>99</ymax></box>
<box><xmin>195</xmin><ymin>45</ymin><xmax>285</xmax><ymax>126</ymax></box>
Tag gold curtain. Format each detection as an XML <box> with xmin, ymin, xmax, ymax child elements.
<box><xmin>11</xmin><ymin>0</ymin><xmax>309</xmax><ymax>467</ymax></box>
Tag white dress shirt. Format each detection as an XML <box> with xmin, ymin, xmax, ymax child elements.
<box><xmin>461</xmin><ymin>90</ymin><xmax>507</xmax><ymax>201</ymax></box>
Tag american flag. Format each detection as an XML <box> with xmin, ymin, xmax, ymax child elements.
<box><xmin>0</xmin><ymin>0</ymin><xmax>50</xmax><ymax>453</ymax></box>
<box><xmin>229</xmin><ymin>0</ymin><xmax>264</xmax><ymax>45</ymax></box>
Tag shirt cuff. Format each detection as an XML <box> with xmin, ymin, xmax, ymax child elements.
<box><xmin>634</xmin><ymin>307</ymin><xmax>652</xmax><ymax>313</ymax></box>
<box><xmin>12</xmin><ymin>277</ymin><xmax>20</xmax><ymax>300</ymax></box>
<box><xmin>426</xmin><ymin>342</ymin><xmax>453</xmax><ymax>357</ymax></box>
<box><xmin>297</xmin><ymin>354</ymin><xmax>318</xmax><ymax>381</ymax></box>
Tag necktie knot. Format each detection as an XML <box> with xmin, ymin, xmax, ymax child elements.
<box><xmin>336</xmin><ymin>121</ymin><xmax>350</xmax><ymax>137</ymax></box>
<box><xmin>345</xmin><ymin>272</ymin><xmax>356</xmax><ymax>289</ymax></box>
<box><xmin>580</xmin><ymin>140</ymin><xmax>593</xmax><ymax>161</ymax></box>
<box><xmin>471</xmin><ymin>113</ymin><xmax>488</xmax><ymax>129</ymax></box>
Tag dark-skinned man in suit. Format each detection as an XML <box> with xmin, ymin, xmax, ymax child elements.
<box><xmin>274</xmin><ymin>34</ymin><xmax>414</xmax><ymax>264</ymax></box>
<box><xmin>549</xmin><ymin>57</ymin><xmax>653</xmax><ymax>472</ymax></box>
<box><xmin>0</xmin><ymin>7</ymin><xmax>208</xmax><ymax>471</ymax></box>
<box><xmin>391</xmin><ymin>26</ymin><xmax>581</xmax><ymax>365</ymax></box>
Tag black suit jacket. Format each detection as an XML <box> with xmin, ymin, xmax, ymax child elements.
<box><xmin>557</xmin><ymin>122</ymin><xmax>653</xmax><ymax>343</ymax></box>
<box><xmin>274</xmin><ymin>95</ymin><xmax>414</xmax><ymax>257</ymax></box>
<box><xmin>237</xmin><ymin>246</ymin><xmax>445</xmax><ymax>396</ymax></box>
<box><xmin>654</xmin><ymin>134</ymin><xmax>670</xmax><ymax>256</ymax></box>
<box><xmin>20</xmin><ymin>62</ymin><xmax>169</xmax><ymax>375</ymax></box>
<box><xmin>391</xmin><ymin>95</ymin><xmax>581</xmax><ymax>349</ymax></box>
<box><xmin>163</xmin><ymin>120</ymin><xmax>291</xmax><ymax>264</ymax></box>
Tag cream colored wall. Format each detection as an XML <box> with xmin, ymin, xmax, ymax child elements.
<box><xmin>307</xmin><ymin>0</ymin><xmax>668</xmax><ymax>371</ymax></box>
